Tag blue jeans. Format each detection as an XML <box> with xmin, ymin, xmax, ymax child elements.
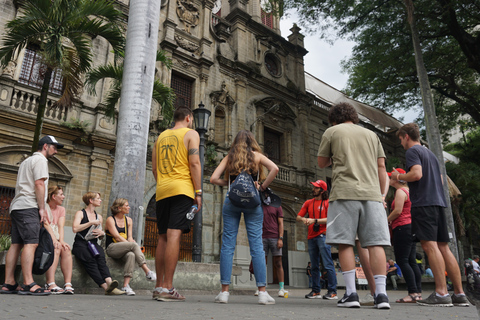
<box><xmin>220</xmin><ymin>197</ymin><xmax>266</xmax><ymax>287</ymax></box>
<box><xmin>308</xmin><ymin>275</ymin><xmax>312</xmax><ymax>288</ymax></box>
<box><xmin>308</xmin><ymin>234</ymin><xmax>337</xmax><ymax>293</ymax></box>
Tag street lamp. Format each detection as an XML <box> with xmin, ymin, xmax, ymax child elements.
<box><xmin>192</xmin><ymin>101</ymin><xmax>211</xmax><ymax>263</ymax></box>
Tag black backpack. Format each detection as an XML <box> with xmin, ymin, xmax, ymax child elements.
<box><xmin>32</xmin><ymin>226</ymin><xmax>55</xmax><ymax>275</ymax></box>
<box><xmin>228</xmin><ymin>171</ymin><xmax>261</xmax><ymax>209</ymax></box>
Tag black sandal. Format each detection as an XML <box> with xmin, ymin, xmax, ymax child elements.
<box><xmin>18</xmin><ymin>282</ymin><xmax>51</xmax><ymax>296</ymax></box>
<box><xmin>0</xmin><ymin>283</ymin><xmax>20</xmax><ymax>294</ymax></box>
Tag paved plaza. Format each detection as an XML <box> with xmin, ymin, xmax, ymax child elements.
<box><xmin>1</xmin><ymin>288</ymin><xmax>479</xmax><ymax>320</ymax></box>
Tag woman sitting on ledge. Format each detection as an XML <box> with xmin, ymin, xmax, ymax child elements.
<box><xmin>105</xmin><ymin>198</ymin><xmax>156</xmax><ymax>296</ymax></box>
<box><xmin>44</xmin><ymin>186</ymin><xmax>74</xmax><ymax>294</ymax></box>
<box><xmin>72</xmin><ymin>192</ymin><xmax>124</xmax><ymax>295</ymax></box>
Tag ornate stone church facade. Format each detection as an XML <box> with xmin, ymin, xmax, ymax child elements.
<box><xmin>0</xmin><ymin>0</ymin><xmax>406</xmax><ymax>288</ymax></box>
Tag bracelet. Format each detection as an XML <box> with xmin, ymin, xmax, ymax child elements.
<box><xmin>195</xmin><ymin>189</ymin><xmax>202</xmax><ymax>194</ymax></box>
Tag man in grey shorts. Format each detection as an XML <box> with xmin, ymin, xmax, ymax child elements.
<box><xmin>261</xmin><ymin>201</ymin><xmax>285</xmax><ymax>297</ymax></box>
<box><xmin>1</xmin><ymin>135</ymin><xmax>63</xmax><ymax>295</ymax></box>
<box><xmin>317</xmin><ymin>102</ymin><xmax>390</xmax><ymax>309</ymax></box>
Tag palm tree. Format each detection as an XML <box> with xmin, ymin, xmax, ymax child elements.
<box><xmin>0</xmin><ymin>0</ymin><xmax>124</xmax><ymax>152</ymax></box>
<box><xmin>85</xmin><ymin>50</ymin><xmax>175</xmax><ymax>127</ymax></box>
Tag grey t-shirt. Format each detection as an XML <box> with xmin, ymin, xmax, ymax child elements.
<box><xmin>317</xmin><ymin>123</ymin><xmax>385</xmax><ymax>201</ymax></box>
<box><xmin>405</xmin><ymin>145</ymin><xmax>447</xmax><ymax>208</ymax></box>
<box><xmin>9</xmin><ymin>152</ymin><xmax>49</xmax><ymax>212</ymax></box>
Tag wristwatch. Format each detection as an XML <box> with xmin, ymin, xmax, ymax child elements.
<box><xmin>279</xmin><ymin>236</ymin><xmax>283</xmax><ymax>240</ymax></box>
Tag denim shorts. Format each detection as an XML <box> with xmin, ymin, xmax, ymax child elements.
<box><xmin>10</xmin><ymin>208</ymin><xmax>41</xmax><ymax>244</ymax></box>
<box><xmin>263</xmin><ymin>238</ymin><xmax>282</xmax><ymax>256</ymax></box>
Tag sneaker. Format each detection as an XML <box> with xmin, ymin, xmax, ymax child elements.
<box><xmin>122</xmin><ymin>285</ymin><xmax>135</xmax><ymax>296</ymax></box>
<box><xmin>215</xmin><ymin>291</ymin><xmax>230</xmax><ymax>303</ymax></box>
<box><xmin>146</xmin><ymin>271</ymin><xmax>157</xmax><ymax>282</ymax></box>
<box><xmin>105</xmin><ymin>288</ymin><xmax>125</xmax><ymax>295</ymax></box>
<box><xmin>337</xmin><ymin>292</ymin><xmax>360</xmax><ymax>308</ymax></box>
<box><xmin>157</xmin><ymin>288</ymin><xmax>186</xmax><ymax>302</ymax></box>
<box><xmin>374</xmin><ymin>293</ymin><xmax>391</xmax><ymax>309</ymax></box>
<box><xmin>416</xmin><ymin>292</ymin><xmax>453</xmax><ymax>307</ymax></box>
<box><xmin>323</xmin><ymin>292</ymin><xmax>338</xmax><ymax>300</ymax></box>
<box><xmin>278</xmin><ymin>289</ymin><xmax>286</xmax><ymax>297</ymax></box>
<box><xmin>305</xmin><ymin>290</ymin><xmax>322</xmax><ymax>299</ymax></box>
<box><xmin>254</xmin><ymin>290</ymin><xmax>259</xmax><ymax>296</ymax></box>
<box><xmin>451</xmin><ymin>293</ymin><xmax>470</xmax><ymax>307</ymax></box>
<box><xmin>360</xmin><ymin>293</ymin><xmax>375</xmax><ymax>306</ymax></box>
<box><xmin>152</xmin><ymin>287</ymin><xmax>163</xmax><ymax>300</ymax></box>
<box><xmin>258</xmin><ymin>291</ymin><xmax>275</xmax><ymax>305</ymax></box>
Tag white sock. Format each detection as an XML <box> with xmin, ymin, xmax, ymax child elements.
<box><xmin>343</xmin><ymin>269</ymin><xmax>356</xmax><ymax>295</ymax></box>
<box><xmin>436</xmin><ymin>292</ymin><xmax>449</xmax><ymax>298</ymax></box>
<box><xmin>154</xmin><ymin>287</ymin><xmax>162</xmax><ymax>292</ymax></box>
<box><xmin>259</xmin><ymin>291</ymin><xmax>268</xmax><ymax>295</ymax></box>
<box><xmin>374</xmin><ymin>275</ymin><xmax>387</xmax><ymax>296</ymax></box>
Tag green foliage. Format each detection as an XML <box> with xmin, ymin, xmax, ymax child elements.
<box><xmin>445</xmin><ymin>126</ymin><xmax>480</xmax><ymax>247</ymax></box>
<box><xmin>0</xmin><ymin>234</ymin><xmax>11</xmax><ymax>251</ymax></box>
<box><xmin>386</xmin><ymin>156</ymin><xmax>403</xmax><ymax>172</ymax></box>
<box><xmin>60</xmin><ymin>118</ymin><xmax>91</xmax><ymax>141</ymax></box>
<box><xmin>205</xmin><ymin>143</ymin><xmax>218</xmax><ymax>167</ymax></box>
<box><xmin>85</xmin><ymin>49</ymin><xmax>175</xmax><ymax>125</ymax></box>
<box><xmin>281</xmin><ymin>0</ymin><xmax>480</xmax><ymax>131</ymax></box>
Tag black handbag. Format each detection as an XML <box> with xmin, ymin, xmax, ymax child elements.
<box><xmin>228</xmin><ymin>171</ymin><xmax>261</xmax><ymax>209</ymax></box>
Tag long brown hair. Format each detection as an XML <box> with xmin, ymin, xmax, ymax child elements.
<box><xmin>225</xmin><ymin>130</ymin><xmax>266</xmax><ymax>181</ymax></box>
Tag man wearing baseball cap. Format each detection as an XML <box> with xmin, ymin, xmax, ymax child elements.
<box><xmin>1</xmin><ymin>135</ymin><xmax>62</xmax><ymax>295</ymax></box>
<box><xmin>317</xmin><ymin>102</ymin><xmax>390</xmax><ymax>309</ymax></box>
<box><xmin>297</xmin><ymin>179</ymin><xmax>338</xmax><ymax>300</ymax></box>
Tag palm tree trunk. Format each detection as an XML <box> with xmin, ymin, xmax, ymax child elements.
<box><xmin>403</xmin><ymin>0</ymin><xmax>459</xmax><ymax>260</ymax></box>
<box><xmin>109</xmin><ymin>0</ymin><xmax>162</xmax><ymax>240</ymax></box>
<box><xmin>31</xmin><ymin>67</ymin><xmax>53</xmax><ymax>153</ymax></box>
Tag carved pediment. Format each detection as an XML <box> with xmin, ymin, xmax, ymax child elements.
<box><xmin>257</xmin><ymin>98</ymin><xmax>296</xmax><ymax>121</ymax></box>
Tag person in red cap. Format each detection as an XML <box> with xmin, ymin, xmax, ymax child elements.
<box><xmin>386</xmin><ymin>168</ymin><xmax>422</xmax><ymax>303</ymax></box>
<box><xmin>392</xmin><ymin>123</ymin><xmax>467</xmax><ymax>307</ymax></box>
<box><xmin>296</xmin><ymin>179</ymin><xmax>338</xmax><ymax>300</ymax></box>
<box><xmin>317</xmin><ymin>102</ymin><xmax>390</xmax><ymax>309</ymax></box>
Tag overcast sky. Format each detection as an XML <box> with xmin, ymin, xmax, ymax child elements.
<box><xmin>280</xmin><ymin>14</ymin><xmax>420</xmax><ymax>124</ymax></box>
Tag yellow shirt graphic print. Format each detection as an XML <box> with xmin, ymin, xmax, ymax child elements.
<box><xmin>159</xmin><ymin>135</ymin><xmax>179</xmax><ymax>174</ymax></box>
<box><xmin>155</xmin><ymin>127</ymin><xmax>195</xmax><ymax>201</ymax></box>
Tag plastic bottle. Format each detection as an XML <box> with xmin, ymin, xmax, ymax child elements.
<box><xmin>186</xmin><ymin>205</ymin><xmax>198</xmax><ymax>220</ymax></box>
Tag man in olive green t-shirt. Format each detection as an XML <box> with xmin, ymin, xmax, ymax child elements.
<box><xmin>317</xmin><ymin>102</ymin><xmax>390</xmax><ymax>309</ymax></box>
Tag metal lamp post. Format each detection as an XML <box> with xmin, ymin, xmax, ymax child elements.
<box><xmin>192</xmin><ymin>101</ymin><xmax>211</xmax><ymax>262</ymax></box>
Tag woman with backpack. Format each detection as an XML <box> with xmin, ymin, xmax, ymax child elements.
<box><xmin>210</xmin><ymin>130</ymin><xmax>278</xmax><ymax>304</ymax></box>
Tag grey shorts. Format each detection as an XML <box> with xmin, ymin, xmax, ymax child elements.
<box><xmin>10</xmin><ymin>208</ymin><xmax>41</xmax><ymax>244</ymax></box>
<box><xmin>263</xmin><ymin>238</ymin><xmax>282</xmax><ymax>256</ymax></box>
<box><xmin>326</xmin><ymin>200</ymin><xmax>390</xmax><ymax>248</ymax></box>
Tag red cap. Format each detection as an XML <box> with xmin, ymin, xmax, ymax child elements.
<box><xmin>310</xmin><ymin>180</ymin><xmax>327</xmax><ymax>190</ymax></box>
<box><xmin>388</xmin><ymin>168</ymin><xmax>406</xmax><ymax>177</ymax></box>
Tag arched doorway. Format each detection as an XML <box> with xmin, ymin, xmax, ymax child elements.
<box><xmin>143</xmin><ymin>195</ymin><xmax>194</xmax><ymax>261</ymax></box>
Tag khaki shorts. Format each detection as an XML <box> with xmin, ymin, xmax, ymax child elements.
<box><xmin>326</xmin><ymin>200</ymin><xmax>390</xmax><ymax>247</ymax></box>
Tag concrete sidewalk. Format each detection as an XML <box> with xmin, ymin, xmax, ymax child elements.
<box><xmin>1</xmin><ymin>288</ymin><xmax>478</xmax><ymax>320</ymax></box>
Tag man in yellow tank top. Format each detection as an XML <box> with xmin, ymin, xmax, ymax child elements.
<box><xmin>151</xmin><ymin>107</ymin><xmax>202</xmax><ymax>301</ymax></box>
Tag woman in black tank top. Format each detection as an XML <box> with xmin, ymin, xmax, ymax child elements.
<box><xmin>72</xmin><ymin>192</ymin><xmax>124</xmax><ymax>295</ymax></box>
<box><xmin>210</xmin><ymin>130</ymin><xmax>279</xmax><ymax>304</ymax></box>
<box><xmin>105</xmin><ymin>198</ymin><xmax>156</xmax><ymax>296</ymax></box>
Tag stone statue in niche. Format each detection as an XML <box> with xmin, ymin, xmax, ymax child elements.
<box><xmin>176</xmin><ymin>0</ymin><xmax>200</xmax><ymax>33</ymax></box>
<box><xmin>210</xmin><ymin>81</ymin><xmax>235</xmax><ymax>108</ymax></box>
<box><xmin>1</xmin><ymin>61</ymin><xmax>16</xmax><ymax>78</ymax></box>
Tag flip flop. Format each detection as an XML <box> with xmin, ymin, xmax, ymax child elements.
<box><xmin>396</xmin><ymin>294</ymin><xmax>417</xmax><ymax>303</ymax></box>
<box><xmin>0</xmin><ymin>283</ymin><xmax>20</xmax><ymax>294</ymax></box>
<box><xmin>18</xmin><ymin>282</ymin><xmax>51</xmax><ymax>296</ymax></box>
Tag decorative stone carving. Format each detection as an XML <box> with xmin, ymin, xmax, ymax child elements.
<box><xmin>1</xmin><ymin>61</ymin><xmax>16</xmax><ymax>78</ymax></box>
<box><xmin>176</xmin><ymin>0</ymin><xmax>200</xmax><ymax>33</ymax></box>
<box><xmin>99</xmin><ymin>116</ymin><xmax>115</xmax><ymax>130</ymax></box>
<box><xmin>174</xmin><ymin>34</ymin><xmax>199</xmax><ymax>52</ymax></box>
<box><xmin>210</xmin><ymin>81</ymin><xmax>235</xmax><ymax>109</ymax></box>
<box><xmin>173</xmin><ymin>58</ymin><xmax>193</xmax><ymax>71</ymax></box>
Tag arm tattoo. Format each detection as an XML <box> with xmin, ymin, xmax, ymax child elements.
<box><xmin>189</xmin><ymin>148</ymin><xmax>199</xmax><ymax>155</ymax></box>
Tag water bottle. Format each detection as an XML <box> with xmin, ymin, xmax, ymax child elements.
<box><xmin>186</xmin><ymin>205</ymin><xmax>198</xmax><ymax>220</ymax></box>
